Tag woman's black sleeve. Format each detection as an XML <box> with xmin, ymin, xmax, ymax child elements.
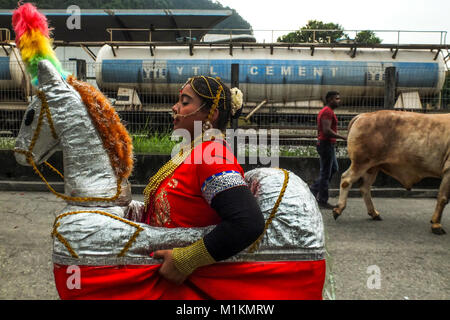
<box><xmin>203</xmin><ymin>185</ymin><xmax>265</xmax><ymax>261</ymax></box>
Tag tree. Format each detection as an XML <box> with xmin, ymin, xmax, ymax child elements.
<box><xmin>355</xmin><ymin>30</ymin><xmax>382</xmax><ymax>44</ymax></box>
<box><xmin>277</xmin><ymin>20</ymin><xmax>347</xmax><ymax>43</ymax></box>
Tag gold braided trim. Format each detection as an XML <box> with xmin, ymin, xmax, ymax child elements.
<box><xmin>51</xmin><ymin>222</ymin><xmax>79</xmax><ymax>258</ymax></box>
<box><xmin>248</xmin><ymin>168</ymin><xmax>290</xmax><ymax>253</ymax></box>
<box><xmin>14</xmin><ymin>91</ymin><xmax>123</xmax><ymax>203</ymax></box>
<box><xmin>27</xmin><ymin>92</ymin><xmax>47</xmax><ymax>153</ymax></box>
<box><xmin>172</xmin><ymin>239</ymin><xmax>216</xmax><ymax>276</ymax></box>
<box><xmin>36</xmin><ymin>91</ymin><xmax>58</xmax><ymax>140</ymax></box>
<box><xmin>53</xmin><ymin>210</ymin><xmax>145</xmax><ymax>258</ymax></box>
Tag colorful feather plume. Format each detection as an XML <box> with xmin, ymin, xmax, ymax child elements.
<box><xmin>12</xmin><ymin>3</ymin><xmax>70</xmax><ymax>85</ymax></box>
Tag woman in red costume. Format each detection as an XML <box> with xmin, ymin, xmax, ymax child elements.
<box><xmin>143</xmin><ymin>76</ymin><xmax>266</xmax><ymax>286</ymax></box>
<box><xmin>138</xmin><ymin>76</ymin><xmax>326</xmax><ymax>300</ymax></box>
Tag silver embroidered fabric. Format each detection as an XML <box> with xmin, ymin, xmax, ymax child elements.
<box><xmin>201</xmin><ymin>170</ymin><xmax>247</xmax><ymax>204</ymax></box>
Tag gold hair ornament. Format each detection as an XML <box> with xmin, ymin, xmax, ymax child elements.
<box><xmin>189</xmin><ymin>76</ymin><xmax>225</xmax><ymax>132</ymax></box>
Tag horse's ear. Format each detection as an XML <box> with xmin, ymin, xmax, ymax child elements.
<box><xmin>38</xmin><ymin>59</ymin><xmax>64</xmax><ymax>85</ymax></box>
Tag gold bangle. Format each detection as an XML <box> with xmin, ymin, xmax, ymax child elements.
<box><xmin>172</xmin><ymin>239</ymin><xmax>216</xmax><ymax>275</ymax></box>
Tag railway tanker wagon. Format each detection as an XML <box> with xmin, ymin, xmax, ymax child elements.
<box><xmin>95</xmin><ymin>45</ymin><xmax>446</xmax><ymax>109</ymax></box>
<box><xmin>0</xmin><ymin>47</ymin><xmax>29</xmax><ymax>101</ymax></box>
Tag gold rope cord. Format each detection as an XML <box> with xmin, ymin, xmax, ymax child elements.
<box><xmin>248</xmin><ymin>168</ymin><xmax>290</xmax><ymax>253</ymax></box>
<box><xmin>53</xmin><ymin>210</ymin><xmax>145</xmax><ymax>258</ymax></box>
<box><xmin>37</xmin><ymin>91</ymin><xmax>58</xmax><ymax>140</ymax></box>
<box><xmin>51</xmin><ymin>222</ymin><xmax>78</xmax><ymax>258</ymax></box>
<box><xmin>43</xmin><ymin>161</ymin><xmax>64</xmax><ymax>179</ymax></box>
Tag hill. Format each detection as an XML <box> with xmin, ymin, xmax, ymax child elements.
<box><xmin>0</xmin><ymin>0</ymin><xmax>252</xmax><ymax>33</ymax></box>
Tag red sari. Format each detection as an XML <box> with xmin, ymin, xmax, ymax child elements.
<box><xmin>54</xmin><ymin>140</ymin><xmax>325</xmax><ymax>300</ymax></box>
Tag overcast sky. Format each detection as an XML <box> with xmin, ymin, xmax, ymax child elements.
<box><xmin>217</xmin><ymin>0</ymin><xmax>450</xmax><ymax>44</ymax></box>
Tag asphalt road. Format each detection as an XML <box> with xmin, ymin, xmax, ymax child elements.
<box><xmin>0</xmin><ymin>191</ymin><xmax>449</xmax><ymax>300</ymax></box>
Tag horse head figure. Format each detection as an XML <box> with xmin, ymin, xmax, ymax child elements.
<box><xmin>14</xmin><ymin>59</ymin><xmax>133</xmax><ymax>207</ymax></box>
<box><xmin>12</xmin><ymin>3</ymin><xmax>133</xmax><ymax>207</ymax></box>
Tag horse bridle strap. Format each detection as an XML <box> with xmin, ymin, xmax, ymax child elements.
<box><xmin>14</xmin><ymin>90</ymin><xmax>122</xmax><ymax>203</ymax></box>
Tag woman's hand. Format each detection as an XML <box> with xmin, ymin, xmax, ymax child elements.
<box><xmin>153</xmin><ymin>249</ymin><xmax>188</xmax><ymax>285</ymax></box>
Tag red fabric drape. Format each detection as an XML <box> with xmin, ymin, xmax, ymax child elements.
<box><xmin>54</xmin><ymin>260</ymin><xmax>325</xmax><ymax>300</ymax></box>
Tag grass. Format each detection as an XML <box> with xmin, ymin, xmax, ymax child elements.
<box><xmin>1</xmin><ymin>134</ymin><xmax>348</xmax><ymax>158</ymax></box>
<box><xmin>0</xmin><ymin>137</ymin><xmax>16</xmax><ymax>150</ymax></box>
<box><xmin>132</xmin><ymin>132</ymin><xmax>179</xmax><ymax>154</ymax></box>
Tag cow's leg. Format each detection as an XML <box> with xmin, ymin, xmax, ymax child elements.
<box><xmin>359</xmin><ymin>167</ymin><xmax>382</xmax><ymax>221</ymax></box>
<box><xmin>332</xmin><ymin>164</ymin><xmax>367</xmax><ymax>220</ymax></box>
<box><xmin>430</xmin><ymin>170</ymin><xmax>450</xmax><ymax>235</ymax></box>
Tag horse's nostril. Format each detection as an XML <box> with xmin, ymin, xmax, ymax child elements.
<box><xmin>25</xmin><ymin>109</ymin><xmax>35</xmax><ymax>126</ymax></box>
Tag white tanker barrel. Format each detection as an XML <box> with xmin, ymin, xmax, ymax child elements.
<box><xmin>95</xmin><ymin>45</ymin><xmax>446</xmax><ymax>104</ymax></box>
<box><xmin>0</xmin><ymin>48</ymin><xmax>29</xmax><ymax>92</ymax></box>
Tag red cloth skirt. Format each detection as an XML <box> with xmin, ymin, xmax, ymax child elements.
<box><xmin>54</xmin><ymin>260</ymin><xmax>325</xmax><ymax>300</ymax></box>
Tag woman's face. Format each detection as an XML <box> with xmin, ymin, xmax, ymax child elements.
<box><xmin>172</xmin><ymin>83</ymin><xmax>208</xmax><ymax>137</ymax></box>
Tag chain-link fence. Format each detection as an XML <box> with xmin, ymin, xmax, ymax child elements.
<box><xmin>1</xmin><ymin>59</ymin><xmax>449</xmax><ymax>156</ymax></box>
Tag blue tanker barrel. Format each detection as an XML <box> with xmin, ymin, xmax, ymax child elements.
<box><xmin>0</xmin><ymin>56</ymin><xmax>12</xmax><ymax>81</ymax></box>
<box><xmin>100</xmin><ymin>60</ymin><xmax>440</xmax><ymax>88</ymax></box>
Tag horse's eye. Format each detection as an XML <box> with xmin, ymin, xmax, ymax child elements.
<box><xmin>25</xmin><ymin>109</ymin><xmax>35</xmax><ymax>126</ymax></box>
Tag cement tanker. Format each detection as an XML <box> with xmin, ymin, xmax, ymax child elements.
<box><xmin>95</xmin><ymin>44</ymin><xmax>447</xmax><ymax>105</ymax></box>
<box><xmin>0</xmin><ymin>47</ymin><xmax>29</xmax><ymax>91</ymax></box>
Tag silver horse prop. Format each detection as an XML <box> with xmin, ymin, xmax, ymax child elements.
<box><xmin>14</xmin><ymin>59</ymin><xmax>325</xmax><ymax>295</ymax></box>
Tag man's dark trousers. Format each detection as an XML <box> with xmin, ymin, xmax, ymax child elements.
<box><xmin>310</xmin><ymin>140</ymin><xmax>339</xmax><ymax>204</ymax></box>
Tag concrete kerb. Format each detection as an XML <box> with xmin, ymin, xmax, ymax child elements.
<box><xmin>1</xmin><ymin>149</ymin><xmax>440</xmax><ymax>198</ymax></box>
<box><xmin>0</xmin><ymin>180</ymin><xmax>438</xmax><ymax>199</ymax></box>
